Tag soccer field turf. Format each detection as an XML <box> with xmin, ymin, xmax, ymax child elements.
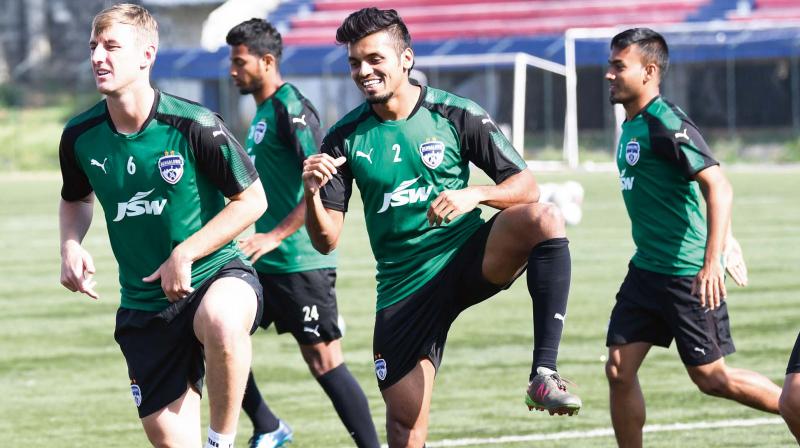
<box><xmin>0</xmin><ymin>168</ymin><xmax>797</xmax><ymax>447</ymax></box>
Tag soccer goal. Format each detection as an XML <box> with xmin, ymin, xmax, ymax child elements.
<box><xmin>414</xmin><ymin>52</ymin><xmax>570</xmax><ymax>170</ymax></box>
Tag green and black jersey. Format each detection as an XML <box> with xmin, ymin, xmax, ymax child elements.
<box><xmin>616</xmin><ymin>95</ymin><xmax>718</xmax><ymax>276</ymax></box>
<box><xmin>320</xmin><ymin>86</ymin><xmax>527</xmax><ymax>310</ymax></box>
<box><xmin>244</xmin><ymin>83</ymin><xmax>335</xmax><ymax>274</ymax></box>
<box><xmin>59</xmin><ymin>90</ymin><xmax>258</xmax><ymax>312</ymax></box>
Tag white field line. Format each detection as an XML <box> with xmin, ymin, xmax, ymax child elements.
<box><xmin>412</xmin><ymin>417</ymin><xmax>785</xmax><ymax>447</ymax></box>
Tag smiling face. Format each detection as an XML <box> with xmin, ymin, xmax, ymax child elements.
<box><xmin>347</xmin><ymin>30</ymin><xmax>413</xmax><ymax>105</ymax></box>
<box><xmin>89</xmin><ymin>22</ymin><xmax>154</xmax><ymax>96</ymax></box>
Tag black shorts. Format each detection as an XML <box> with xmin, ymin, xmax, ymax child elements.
<box><xmin>373</xmin><ymin>215</ymin><xmax>518</xmax><ymax>390</ymax></box>
<box><xmin>788</xmin><ymin>332</ymin><xmax>800</xmax><ymax>375</ymax></box>
<box><xmin>114</xmin><ymin>258</ymin><xmax>263</xmax><ymax>418</ymax></box>
<box><xmin>257</xmin><ymin>268</ymin><xmax>342</xmax><ymax>345</ymax></box>
<box><xmin>606</xmin><ymin>262</ymin><xmax>735</xmax><ymax>366</ymax></box>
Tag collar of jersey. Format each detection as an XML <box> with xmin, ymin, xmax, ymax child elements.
<box><xmin>369</xmin><ymin>85</ymin><xmax>426</xmax><ymax>124</ymax></box>
<box><xmin>105</xmin><ymin>89</ymin><xmax>160</xmax><ymax>138</ymax></box>
<box><xmin>623</xmin><ymin>94</ymin><xmax>662</xmax><ymax>125</ymax></box>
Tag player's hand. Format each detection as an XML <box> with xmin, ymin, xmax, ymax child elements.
<box><xmin>303</xmin><ymin>154</ymin><xmax>346</xmax><ymax>195</ymax></box>
<box><xmin>691</xmin><ymin>260</ymin><xmax>727</xmax><ymax>310</ymax></box>
<box><xmin>427</xmin><ymin>188</ymin><xmax>481</xmax><ymax>226</ymax></box>
<box><xmin>239</xmin><ymin>232</ymin><xmax>281</xmax><ymax>263</ymax></box>
<box><xmin>724</xmin><ymin>236</ymin><xmax>748</xmax><ymax>287</ymax></box>
<box><xmin>142</xmin><ymin>249</ymin><xmax>194</xmax><ymax>302</ymax></box>
<box><xmin>60</xmin><ymin>240</ymin><xmax>99</xmax><ymax>299</ymax></box>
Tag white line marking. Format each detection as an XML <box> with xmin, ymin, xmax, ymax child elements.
<box><xmin>407</xmin><ymin>417</ymin><xmax>785</xmax><ymax>447</ymax></box>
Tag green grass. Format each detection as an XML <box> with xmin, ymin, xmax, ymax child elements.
<box><xmin>0</xmin><ymin>169</ymin><xmax>798</xmax><ymax>447</ymax></box>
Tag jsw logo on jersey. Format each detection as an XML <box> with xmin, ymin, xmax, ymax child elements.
<box><xmin>377</xmin><ymin>176</ymin><xmax>433</xmax><ymax>214</ymax></box>
<box><xmin>113</xmin><ymin>189</ymin><xmax>167</xmax><ymax>222</ymax></box>
<box><xmin>619</xmin><ymin>169</ymin><xmax>635</xmax><ymax>191</ymax></box>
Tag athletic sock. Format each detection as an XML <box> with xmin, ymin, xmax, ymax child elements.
<box><xmin>205</xmin><ymin>427</ymin><xmax>235</xmax><ymax>448</ymax></box>
<box><xmin>316</xmin><ymin>363</ymin><xmax>380</xmax><ymax>448</ymax></box>
<box><xmin>241</xmin><ymin>370</ymin><xmax>280</xmax><ymax>434</ymax></box>
<box><xmin>527</xmin><ymin>237</ymin><xmax>571</xmax><ymax>381</ymax></box>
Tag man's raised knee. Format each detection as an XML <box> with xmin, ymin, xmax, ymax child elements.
<box><xmin>692</xmin><ymin>370</ymin><xmax>731</xmax><ymax>397</ymax></box>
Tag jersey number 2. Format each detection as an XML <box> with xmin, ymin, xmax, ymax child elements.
<box><xmin>392</xmin><ymin>144</ymin><xmax>402</xmax><ymax>163</ymax></box>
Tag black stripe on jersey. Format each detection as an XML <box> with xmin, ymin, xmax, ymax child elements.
<box><xmin>60</xmin><ymin>112</ymin><xmax>107</xmax><ymax>201</ymax></box>
<box><xmin>643</xmin><ymin>107</ymin><xmax>718</xmax><ymax>179</ymax></box>
<box><xmin>319</xmin><ymin>106</ymin><xmax>373</xmax><ymax>212</ymax></box>
<box><xmin>272</xmin><ymin>93</ymin><xmax>323</xmax><ymax>168</ymax></box>
<box><xmin>155</xmin><ymin>109</ymin><xmax>258</xmax><ymax>198</ymax></box>
<box><xmin>422</xmin><ymin>88</ymin><xmax>523</xmax><ymax>184</ymax></box>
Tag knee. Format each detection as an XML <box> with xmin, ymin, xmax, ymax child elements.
<box><xmin>606</xmin><ymin>359</ymin><xmax>635</xmax><ymax>388</ymax></box>
<box><xmin>692</xmin><ymin>370</ymin><xmax>731</xmax><ymax>397</ymax></box>
<box><xmin>302</xmin><ymin>346</ymin><xmax>341</xmax><ymax>377</ymax></box>
<box><xmin>780</xmin><ymin>390</ymin><xmax>800</xmax><ymax>420</ymax></box>
<box><xmin>526</xmin><ymin>202</ymin><xmax>565</xmax><ymax>240</ymax></box>
<box><xmin>386</xmin><ymin>417</ymin><xmax>426</xmax><ymax>448</ymax></box>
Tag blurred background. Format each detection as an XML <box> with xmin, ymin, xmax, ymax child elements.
<box><xmin>1</xmin><ymin>0</ymin><xmax>799</xmax><ymax>172</ymax></box>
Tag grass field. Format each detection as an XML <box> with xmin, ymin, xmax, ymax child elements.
<box><xmin>1</xmin><ymin>168</ymin><xmax>798</xmax><ymax>447</ymax></box>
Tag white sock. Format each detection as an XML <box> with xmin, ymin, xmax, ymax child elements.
<box><xmin>205</xmin><ymin>427</ymin><xmax>236</xmax><ymax>448</ymax></box>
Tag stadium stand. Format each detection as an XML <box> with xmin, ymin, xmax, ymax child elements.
<box><xmin>282</xmin><ymin>0</ymin><xmax>710</xmax><ymax>45</ymax></box>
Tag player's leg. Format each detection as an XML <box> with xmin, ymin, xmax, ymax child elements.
<box><xmin>194</xmin><ymin>275</ymin><xmax>259</xmax><ymax>445</ymax></box>
<box><xmin>242</xmin><ymin>370</ymin><xmax>289</xmax><ymax>448</ymax></box>
<box><xmin>482</xmin><ymin>202</ymin><xmax>579</xmax><ymax>413</ymax></box>
<box><xmin>242</xmin><ymin>279</ymin><xmax>288</xmax><ymax>448</ymax></box>
<box><xmin>381</xmin><ymin>358</ymin><xmax>436</xmax><ymax>448</ymax></box>
<box><xmin>781</xmin><ymin>333</ymin><xmax>800</xmax><ymax>442</ymax></box>
<box><xmin>685</xmin><ymin>358</ymin><xmax>780</xmax><ymax>412</ymax></box>
<box><xmin>606</xmin><ymin>342</ymin><xmax>652</xmax><ymax>448</ymax></box>
<box><xmin>140</xmin><ymin>385</ymin><xmax>202</xmax><ymax>447</ymax></box>
<box><xmin>300</xmin><ymin>340</ymin><xmax>380</xmax><ymax>447</ymax></box>
<box><xmin>665</xmin><ymin>275</ymin><xmax>780</xmax><ymax>413</ymax></box>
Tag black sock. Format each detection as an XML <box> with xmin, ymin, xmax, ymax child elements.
<box><xmin>242</xmin><ymin>370</ymin><xmax>280</xmax><ymax>434</ymax></box>
<box><xmin>527</xmin><ymin>237</ymin><xmax>571</xmax><ymax>381</ymax></box>
<box><xmin>317</xmin><ymin>363</ymin><xmax>380</xmax><ymax>448</ymax></box>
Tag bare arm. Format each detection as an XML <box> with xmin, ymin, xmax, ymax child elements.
<box><xmin>143</xmin><ymin>179</ymin><xmax>268</xmax><ymax>301</ymax></box>
<box><xmin>302</xmin><ymin>153</ymin><xmax>346</xmax><ymax>254</ymax></box>
<box><xmin>692</xmin><ymin>165</ymin><xmax>733</xmax><ymax>309</ymax></box>
<box><xmin>239</xmin><ymin>200</ymin><xmax>306</xmax><ymax>263</ymax></box>
<box><xmin>59</xmin><ymin>194</ymin><xmax>99</xmax><ymax>299</ymax></box>
<box><xmin>427</xmin><ymin>169</ymin><xmax>539</xmax><ymax>226</ymax></box>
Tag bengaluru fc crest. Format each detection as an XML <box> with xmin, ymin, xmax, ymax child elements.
<box><xmin>374</xmin><ymin>358</ymin><xmax>387</xmax><ymax>381</ymax></box>
<box><xmin>625</xmin><ymin>140</ymin><xmax>640</xmax><ymax>166</ymax></box>
<box><xmin>419</xmin><ymin>139</ymin><xmax>445</xmax><ymax>169</ymax></box>
<box><xmin>130</xmin><ymin>383</ymin><xmax>142</xmax><ymax>407</ymax></box>
<box><xmin>158</xmin><ymin>150</ymin><xmax>184</xmax><ymax>184</ymax></box>
<box><xmin>253</xmin><ymin>121</ymin><xmax>267</xmax><ymax>144</ymax></box>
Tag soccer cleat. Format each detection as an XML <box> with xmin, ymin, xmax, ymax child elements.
<box><xmin>249</xmin><ymin>420</ymin><xmax>293</xmax><ymax>448</ymax></box>
<box><xmin>525</xmin><ymin>367</ymin><xmax>582</xmax><ymax>416</ymax></box>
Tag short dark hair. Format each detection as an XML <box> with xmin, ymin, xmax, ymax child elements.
<box><xmin>610</xmin><ymin>28</ymin><xmax>669</xmax><ymax>77</ymax></box>
<box><xmin>335</xmin><ymin>7</ymin><xmax>411</xmax><ymax>55</ymax></box>
<box><xmin>226</xmin><ymin>18</ymin><xmax>282</xmax><ymax>63</ymax></box>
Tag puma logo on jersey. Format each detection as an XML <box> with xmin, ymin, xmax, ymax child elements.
<box><xmin>481</xmin><ymin>118</ymin><xmax>492</xmax><ymax>125</ymax></box>
<box><xmin>212</xmin><ymin>125</ymin><xmax>225</xmax><ymax>138</ymax></box>
<box><xmin>674</xmin><ymin>128</ymin><xmax>689</xmax><ymax>140</ymax></box>
<box><xmin>355</xmin><ymin>148</ymin><xmax>373</xmax><ymax>163</ymax></box>
<box><xmin>113</xmin><ymin>189</ymin><xmax>167</xmax><ymax>222</ymax></box>
<box><xmin>292</xmin><ymin>114</ymin><xmax>307</xmax><ymax>126</ymax></box>
<box><xmin>90</xmin><ymin>158</ymin><xmax>108</xmax><ymax>174</ymax></box>
<box><xmin>377</xmin><ymin>176</ymin><xmax>433</xmax><ymax>213</ymax></box>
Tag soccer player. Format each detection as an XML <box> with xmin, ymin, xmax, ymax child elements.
<box><xmin>302</xmin><ymin>7</ymin><xmax>581</xmax><ymax>447</ymax></box>
<box><xmin>603</xmin><ymin>28</ymin><xmax>781</xmax><ymax>447</ymax></box>
<box><xmin>781</xmin><ymin>334</ymin><xmax>800</xmax><ymax>442</ymax></box>
<box><xmin>226</xmin><ymin>19</ymin><xmax>380</xmax><ymax>448</ymax></box>
<box><xmin>58</xmin><ymin>4</ymin><xmax>266</xmax><ymax>447</ymax></box>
